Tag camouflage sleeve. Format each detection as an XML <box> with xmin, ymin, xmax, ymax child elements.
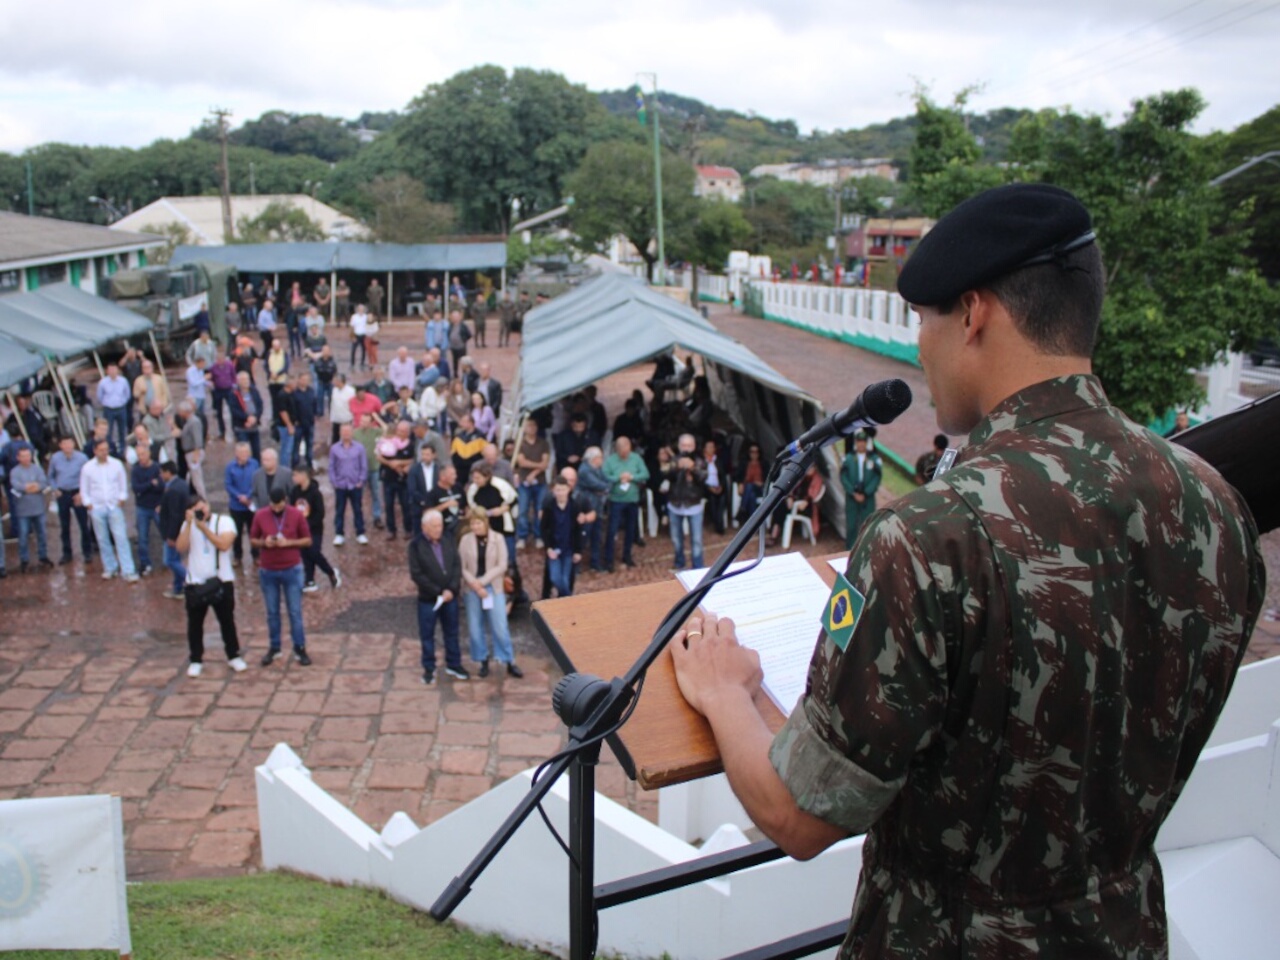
<box><xmin>770</xmin><ymin>509</ymin><xmax>949</xmax><ymax>834</ymax></box>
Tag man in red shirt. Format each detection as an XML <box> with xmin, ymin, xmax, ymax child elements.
<box><xmin>347</xmin><ymin>383</ymin><xmax>384</xmax><ymax>429</ymax></box>
<box><xmin>249</xmin><ymin>487</ymin><xmax>312</xmax><ymax>666</ymax></box>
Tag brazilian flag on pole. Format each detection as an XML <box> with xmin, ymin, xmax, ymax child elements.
<box><xmin>636</xmin><ymin>88</ymin><xmax>647</xmax><ymax>127</ymax></box>
<box><xmin>823</xmin><ymin>571</ymin><xmax>864</xmax><ymax>652</ymax></box>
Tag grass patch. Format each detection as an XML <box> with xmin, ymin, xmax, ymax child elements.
<box><xmin>6</xmin><ymin>871</ymin><xmax>548</xmax><ymax>959</ymax></box>
<box><xmin>879</xmin><ymin>457</ymin><xmax>917</xmax><ymax>501</ymax></box>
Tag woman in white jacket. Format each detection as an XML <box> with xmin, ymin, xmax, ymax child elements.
<box><xmin>457</xmin><ymin>507</ymin><xmax>522</xmax><ymax>678</ymax></box>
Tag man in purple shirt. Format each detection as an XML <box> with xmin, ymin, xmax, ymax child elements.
<box><xmin>96</xmin><ymin>364</ymin><xmax>132</xmax><ymax>457</ymax></box>
<box><xmin>208</xmin><ymin>346</ymin><xmax>238</xmax><ymax>441</ymax></box>
<box><xmin>387</xmin><ymin>347</ymin><xmax>418</xmax><ymax>395</ymax></box>
<box><xmin>329</xmin><ymin>423</ymin><xmax>369</xmax><ymax>546</ymax></box>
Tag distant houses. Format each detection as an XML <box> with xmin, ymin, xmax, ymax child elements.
<box><xmin>749</xmin><ymin>158</ymin><xmax>898</xmax><ymax>186</ymax></box>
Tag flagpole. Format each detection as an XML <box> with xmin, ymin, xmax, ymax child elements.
<box><xmin>638</xmin><ymin>72</ymin><xmax>666</xmax><ymax>285</ymax></box>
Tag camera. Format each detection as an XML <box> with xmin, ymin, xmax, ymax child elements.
<box><xmin>194</xmin><ymin>508</ymin><xmax>207</xmax><ymax>522</ymax></box>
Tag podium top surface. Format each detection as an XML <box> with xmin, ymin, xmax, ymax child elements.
<box><xmin>532</xmin><ymin>553</ymin><xmax>843</xmax><ymax>790</ymax></box>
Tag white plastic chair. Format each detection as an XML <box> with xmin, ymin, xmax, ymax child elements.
<box><xmin>781</xmin><ymin>484</ymin><xmax>826</xmax><ymax>549</ymax></box>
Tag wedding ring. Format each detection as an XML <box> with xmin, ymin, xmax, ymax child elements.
<box><xmin>686</xmin><ymin>630</ymin><xmax>703</xmax><ymax>640</ymax></box>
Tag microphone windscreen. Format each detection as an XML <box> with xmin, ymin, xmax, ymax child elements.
<box><xmin>864</xmin><ymin>379</ymin><xmax>913</xmax><ymax>424</ymax></box>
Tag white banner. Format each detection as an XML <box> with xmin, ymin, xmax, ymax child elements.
<box><xmin>178</xmin><ymin>292</ymin><xmax>209</xmax><ymax>321</ymax></box>
<box><xmin>0</xmin><ymin>795</ymin><xmax>131</xmax><ymax>953</ymax></box>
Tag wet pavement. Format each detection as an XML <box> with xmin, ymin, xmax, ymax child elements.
<box><xmin>1</xmin><ymin>301</ymin><xmax>1276</xmax><ymax>881</ymax></box>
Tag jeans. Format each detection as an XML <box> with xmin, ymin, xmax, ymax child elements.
<box><xmin>464</xmin><ymin>585</ymin><xmax>514</xmax><ymax>663</ymax></box>
<box><xmin>417</xmin><ymin>597</ymin><xmax>462</xmax><ymax>673</ymax></box>
<box><xmin>315</xmin><ymin>381</ymin><xmax>332</xmax><ymax>418</ymax></box>
<box><xmin>546</xmin><ymin>553</ymin><xmax>574</xmax><ymax>597</ymax></box>
<box><xmin>333</xmin><ymin>487</ymin><xmax>365</xmax><ymax>536</ymax></box>
<box><xmin>367</xmin><ymin>474</ymin><xmax>383</xmax><ymax>523</ymax></box>
<box><xmin>104</xmin><ymin>405</ymin><xmax>130</xmax><ymax>456</ymax></box>
<box><xmin>294</xmin><ymin>423</ymin><xmax>314</xmax><ymax>469</ymax></box>
<box><xmin>212</xmin><ymin>388</ymin><xmax>233</xmax><ymax>438</ymax></box>
<box><xmin>56</xmin><ymin>490</ymin><xmax>92</xmax><ymax>560</ymax></box>
<box><xmin>90</xmin><ymin>505</ymin><xmax>137</xmax><ymax>577</ymax></box>
<box><xmin>382</xmin><ymin>479</ymin><xmax>410</xmax><ymax>535</ymax></box>
<box><xmin>163</xmin><ymin>542</ymin><xmax>188</xmax><ymax>594</ymax></box>
<box><xmin>350</xmin><ymin>335</ymin><xmax>367</xmax><ymax>368</ymax></box>
<box><xmin>669</xmin><ymin>507</ymin><xmax>705</xmax><ymax>569</ymax></box>
<box><xmin>136</xmin><ymin>507</ymin><xmax>161</xmax><ymax>572</ymax></box>
<box><xmin>605</xmin><ymin>501</ymin><xmax>639</xmax><ymax>568</ymax></box>
<box><xmin>259</xmin><ymin>564</ymin><xmax>307</xmax><ymax>652</ymax></box>
<box><xmin>15</xmin><ymin>514</ymin><xmax>49</xmax><ymax>563</ymax></box>
<box><xmin>517</xmin><ymin>481</ymin><xmax>544</xmax><ymax>541</ymax></box>
<box><xmin>235</xmin><ymin>428</ymin><xmax>261</xmax><ymax>462</ymax></box>
<box><xmin>187</xmin><ymin>582</ymin><xmax>240</xmax><ymax>663</ymax></box>
<box><xmin>276</xmin><ymin>428</ymin><xmax>295</xmax><ymax>473</ymax></box>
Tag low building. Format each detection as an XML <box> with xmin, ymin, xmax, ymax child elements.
<box><xmin>749</xmin><ymin>159</ymin><xmax>899</xmax><ymax>186</ymax></box>
<box><xmin>112</xmin><ymin>194</ymin><xmax>361</xmax><ymax>245</ymax></box>
<box><xmin>845</xmin><ymin>216</ymin><xmax>934</xmax><ymax>264</ymax></box>
<box><xmin>694</xmin><ymin>165</ymin><xmax>744</xmax><ymax>202</ymax></box>
<box><xmin>0</xmin><ymin>211</ymin><xmax>163</xmax><ymax>298</ymax></box>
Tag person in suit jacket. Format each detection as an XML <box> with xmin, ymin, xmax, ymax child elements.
<box><xmin>406</xmin><ymin>441</ymin><xmax>441</xmax><ymax>527</ymax></box>
<box><xmin>407</xmin><ymin>509</ymin><xmax>467</xmax><ymax>685</ymax></box>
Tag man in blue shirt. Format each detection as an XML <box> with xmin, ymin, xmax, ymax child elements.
<box><xmin>47</xmin><ymin>435</ymin><xmax>93</xmax><ymax>565</ymax></box>
<box><xmin>224</xmin><ymin>441</ymin><xmax>259</xmax><ymax>566</ymax></box>
<box><xmin>130</xmin><ymin>441</ymin><xmax>164</xmax><ymax>576</ymax></box>
<box><xmin>96</xmin><ymin>364</ymin><xmax>132</xmax><ymax>457</ymax></box>
<box><xmin>8</xmin><ymin>446</ymin><xmax>52</xmax><ymax>572</ymax></box>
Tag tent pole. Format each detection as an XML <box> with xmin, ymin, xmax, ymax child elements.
<box><xmin>3</xmin><ymin>388</ymin><xmax>32</xmax><ymax>445</ymax></box>
<box><xmin>46</xmin><ymin>360</ymin><xmax>84</xmax><ymax>447</ymax></box>
<box><xmin>444</xmin><ymin>270</ymin><xmax>450</xmax><ymax>308</ymax></box>
<box><xmin>92</xmin><ymin>350</ymin><xmax>106</xmax><ymax>379</ymax></box>
<box><xmin>56</xmin><ymin>363</ymin><xmax>87</xmax><ymax>448</ymax></box>
<box><xmin>274</xmin><ymin>272</ymin><xmax>279</xmax><ymax>295</ymax></box>
<box><xmin>148</xmin><ymin>331</ymin><xmax>166</xmax><ymax>382</ymax></box>
<box><xmin>387</xmin><ymin>271</ymin><xmax>393</xmax><ymax>323</ymax></box>
<box><xmin>330</xmin><ymin>270</ymin><xmax>337</xmax><ymax>325</ymax></box>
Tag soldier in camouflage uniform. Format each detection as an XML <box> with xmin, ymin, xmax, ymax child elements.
<box><xmin>469</xmin><ymin>292</ymin><xmax>489</xmax><ymax>348</ymax></box>
<box><xmin>672</xmin><ymin>183</ymin><xmax>1265</xmax><ymax>959</ymax></box>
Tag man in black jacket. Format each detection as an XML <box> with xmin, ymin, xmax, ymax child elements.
<box><xmin>407</xmin><ymin>509</ymin><xmax>468</xmax><ymax>685</ymax></box>
<box><xmin>406</xmin><ymin>442</ymin><xmax>440</xmax><ymax>527</ymax></box>
<box><xmin>158</xmin><ymin>462</ymin><xmax>190</xmax><ymax>600</ymax></box>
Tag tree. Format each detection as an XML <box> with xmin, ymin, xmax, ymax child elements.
<box><xmin>677</xmin><ymin>197</ymin><xmax>753</xmax><ymax>270</ymax></box>
<box><xmin>907</xmin><ymin>85</ymin><xmax>1002</xmax><ymax>218</ymax></box>
<box><xmin>567</xmin><ymin>139</ymin><xmax>697</xmax><ymax>280</ymax></box>
<box><xmin>361</xmin><ymin>175</ymin><xmax>455</xmax><ymax>243</ymax></box>
<box><xmin>234</xmin><ymin>200</ymin><xmax>326</xmax><ymax>242</ymax></box>
<box><xmin>1215</xmin><ymin>105</ymin><xmax>1280</xmax><ymax>281</ymax></box>
<box><xmin>1007</xmin><ymin>89</ymin><xmax>1278</xmax><ymax>422</ymax></box>
<box><xmin>741</xmin><ymin>177</ymin><xmax>835</xmax><ymax>267</ymax></box>
<box><xmin>136</xmin><ymin>221</ymin><xmax>193</xmax><ymax>264</ymax></box>
<box><xmin>398</xmin><ymin>66</ymin><xmax>613</xmax><ymax>232</ymax></box>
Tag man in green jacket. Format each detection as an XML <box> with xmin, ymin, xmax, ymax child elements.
<box><xmin>839</xmin><ymin>430</ymin><xmax>880</xmax><ymax>548</ymax></box>
<box><xmin>602</xmin><ymin>435</ymin><xmax>649</xmax><ymax>571</ymax></box>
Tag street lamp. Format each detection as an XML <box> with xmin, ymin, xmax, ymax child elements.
<box><xmin>88</xmin><ymin>196</ymin><xmax>125</xmax><ymax>223</ymax></box>
<box><xmin>1210</xmin><ymin>151</ymin><xmax>1280</xmax><ymax>186</ymax></box>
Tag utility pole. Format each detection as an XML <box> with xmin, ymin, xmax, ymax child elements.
<box><xmin>25</xmin><ymin>160</ymin><xmax>34</xmax><ymax>216</ymax></box>
<box><xmin>211</xmin><ymin>107</ymin><xmax>234</xmax><ymax>243</ymax></box>
<box><xmin>638</xmin><ymin>73</ymin><xmax>666</xmax><ymax>285</ymax></box>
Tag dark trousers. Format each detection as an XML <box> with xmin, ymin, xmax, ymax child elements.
<box><xmin>706</xmin><ymin>488</ymin><xmax>727</xmax><ymax>534</ymax></box>
<box><xmin>104</xmin><ymin>405</ymin><xmax>130</xmax><ymax>457</ymax></box>
<box><xmin>303</xmin><ymin>540</ymin><xmax>335</xmax><ymax>584</ymax></box>
<box><xmin>350</xmin><ymin>335</ymin><xmax>367</xmax><ymax>368</ymax></box>
<box><xmin>605</xmin><ymin>501</ymin><xmax>639</xmax><ymax>568</ymax></box>
<box><xmin>234</xmin><ymin>428</ymin><xmax>261</xmax><ymax>462</ymax></box>
<box><xmin>212</xmin><ymin>388</ymin><xmax>233</xmax><ymax>438</ymax></box>
<box><xmin>230</xmin><ymin>509</ymin><xmax>254</xmax><ymax>563</ymax></box>
<box><xmin>294</xmin><ymin>422</ymin><xmax>314</xmax><ymax>469</ymax></box>
<box><xmin>382</xmin><ymin>479</ymin><xmax>410</xmax><ymax>535</ymax></box>
<box><xmin>333</xmin><ymin>487</ymin><xmax>365</xmax><ymax>536</ymax></box>
<box><xmin>186</xmin><ymin>582</ymin><xmax>240</xmax><ymax>663</ymax></box>
<box><xmin>417</xmin><ymin>597</ymin><xmax>462</xmax><ymax>673</ymax></box>
<box><xmin>56</xmin><ymin>490</ymin><xmax>93</xmax><ymax>560</ymax></box>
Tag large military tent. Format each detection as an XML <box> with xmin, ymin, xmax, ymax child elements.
<box><xmin>514</xmin><ymin>272</ymin><xmax>850</xmax><ymax>532</ymax></box>
<box><xmin>0</xmin><ymin>331</ymin><xmax>43</xmax><ymax>391</ymax></box>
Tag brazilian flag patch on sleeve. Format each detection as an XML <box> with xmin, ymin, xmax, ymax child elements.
<box><xmin>824</xmin><ymin>572</ymin><xmax>865</xmax><ymax>652</ymax></box>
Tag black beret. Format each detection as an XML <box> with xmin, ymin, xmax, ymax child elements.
<box><xmin>897</xmin><ymin>183</ymin><xmax>1094</xmax><ymax>306</ymax></box>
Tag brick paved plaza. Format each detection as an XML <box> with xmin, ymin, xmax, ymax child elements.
<box><xmin>1</xmin><ymin>302</ymin><xmax>1276</xmax><ymax>881</ymax></box>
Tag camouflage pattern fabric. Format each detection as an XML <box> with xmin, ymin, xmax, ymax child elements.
<box><xmin>770</xmin><ymin>375</ymin><xmax>1265</xmax><ymax>959</ymax></box>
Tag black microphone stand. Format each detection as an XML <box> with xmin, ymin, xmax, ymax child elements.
<box><xmin>431</xmin><ymin>440</ymin><xmax>827</xmax><ymax>960</ymax></box>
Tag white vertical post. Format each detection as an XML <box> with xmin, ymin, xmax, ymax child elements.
<box><xmin>330</xmin><ymin>270</ymin><xmax>337</xmax><ymax>325</ymax></box>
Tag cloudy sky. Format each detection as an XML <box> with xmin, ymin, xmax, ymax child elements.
<box><xmin>1</xmin><ymin>0</ymin><xmax>1276</xmax><ymax>153</ymax></box>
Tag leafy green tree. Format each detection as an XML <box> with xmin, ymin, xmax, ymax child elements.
<box><xmin>567</xmin><ymin>139</ymin><xmax>697</xmax><ymax>280</ymax></box>
<box><xmin>361</xmin><ymin>175</ymin><xmax>455</xmax><ymax>243</ymax></box>
<box><xmin>1008</xmin><ymin>89</ymin><xmax>1277</xmax><ymax>422</ymax></box>
<box><xmin>676</xmin><ymin>197</ymin><xmax>753</xmax><ymax>270</ymax></box>
<box><xmin>136</xmin><ymin>221</ymin><xmax>193</xmax><ymax>264</ymax></box>
<box><xmin>234</xmin><ymin>200</ymin><xmax>326</xmax><ymax>242</ymax></box>
<box><xmin>908</xmin><ymin>86</ymin><xmax>1002</xmax><ymax>217</ymax></box>
<box><xmin>398</xmin><ymin>66</ymin><xmax>613</xmax><ymax>232</ymax></box>
<box><xmin>1214</xmin><ymin>105</ymin><xmax>1280</xmax><ymax>281</ymax></box>
<box><xmin>741</xmin><ymin>177</ymin><xmax>835</xmax><ymax>266</ymax></box>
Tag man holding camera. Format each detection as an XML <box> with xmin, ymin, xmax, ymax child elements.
<box><xmin>176</xmin><ymin>497</ymin><xmax>246</xmax><ymax>678</ymax></box>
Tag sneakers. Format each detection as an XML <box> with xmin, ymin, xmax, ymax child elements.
<box><xmin>303</xmin><ymin>581</ymin><xmax>320</xmax><ymax>593</ymax></box>
<box><xmin>422</xmin><ymin>670</ymin><xmax>436</xmax><ymax>686</ymax></box>
<box><xmin>444</xmin><ymin>665</ymin><xmax>471</xmax><ymax>681</ymax></box>
<box><xmin>478</xmin><ymin>659</ymin><xmax>490</xmax><ymax>679</ymax></box>
<box><xmin>139</xmin><ymin>565</ymin><xmax>152</xmax><ymax>576</ymax></box>
<box><xmin>535</xmin><ymin>539</ymin><xmax>545</xmax><ymax>549</ymax></box>
<box><xmin>356</xmin><ymin>534</ymin><xmax>369</xmax><ymax>545</ymax></box>
<box><xmin>124</xmin><ymin>573</ymin><xmax>141</xmax><ymax>583</ymax></box>
<box><xmin>162</xmin><ymin>589</ymin><xmax>183</xmax><ymax>599</ymax></box>
<box><xmin>507</xmin><ymin>662</ymin><xmax>524</xmax><ymax>679</ymax></box>
<box><xmin>261</xmin><ymin>649</ymin><xmax>279</xmax><ymax>666</ymax></box>
<box><xmin>101</xmin><ymin>570</ymin><xmax>117</xmax><ymax>580</ymax></box>
<box><xmin>333</xmin><ymin>534</ymin><xmax>346</xmax><ymax>547</ymax></box>
<box><xmin>228</xmin><ymin>656</ymin><xmax>248</xmax><ymax>673</ymax></box>
<box><xmin>330</xmin><ymin>568</ymin><xmax>342</xmax><ymax>589</ymax></box>
<box><xmin>187</xmin><ymin>662</ymin><xmax>203</xmax><ymax>677</ymax></box>
<box><xmin>516</xmin><ymin>539</ymin><xmax>526</xmax><ymax>549</ymax></box>
<box><xmin>293</xmin><ymin>648</ymin><xmax>312</xmax><ymax>666</ymax></box>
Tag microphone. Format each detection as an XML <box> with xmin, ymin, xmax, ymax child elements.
<box><xmin>784</xmin><ymin>379</ymin><xmax>913</xmax><ymax>456</ymax></box>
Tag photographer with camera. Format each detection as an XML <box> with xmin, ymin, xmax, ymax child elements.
<box><xmin>176</xmin><ymin>496</ymin><xmax>246</xmax><ymax>678</ymax></box>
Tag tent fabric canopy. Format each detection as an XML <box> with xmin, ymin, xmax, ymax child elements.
<box><xmin>517</xmin><ymin>273</ymin><xmax>814</xmax><ymax>414</ymax></box>
<box><xmin>0</xmin><ymin>330</ymin><xmax>45</xmax><ymax>390</ymax></box>
<box><xmin>170</xmin><ymin>241</ymin><xmax>507</xmax><ymax>275</ymax></box>
<box><xmin>0</xmin><ymin>282</ymin><xmax>153</xmax><ymax>362</ymax></box>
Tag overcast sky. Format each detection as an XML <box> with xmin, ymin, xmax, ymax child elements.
<box><xmin>1</xmin><ymin>0</ymin><xmax>1276</xmax><ymax>153</ymax></box>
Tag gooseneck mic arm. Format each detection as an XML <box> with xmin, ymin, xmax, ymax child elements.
<box><xmin>783</xmin><ymin>378</ymin><xmax>913</xmax><ymax>457</ymax></box>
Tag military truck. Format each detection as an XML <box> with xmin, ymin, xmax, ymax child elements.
<box><xmin>101</xmin><ymin>260</ymin><xmax>239</xmax><ymax>361</ymax></box>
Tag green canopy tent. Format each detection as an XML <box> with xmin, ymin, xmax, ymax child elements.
<box><xmin>0</xmin><ymin>332</ymin><xmax>44</xmax><ymax>390</ymax></box>
<box><xmin>514</xmin><ymin>272</ymin><xmax>851</xmax><ymax>537</ymax></box>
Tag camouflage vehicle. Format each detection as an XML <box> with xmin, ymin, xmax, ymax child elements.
<box><xmin>101</xmin><ymin>260</ymin><xmax>239</xmax><ymax>361</ymax></box>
